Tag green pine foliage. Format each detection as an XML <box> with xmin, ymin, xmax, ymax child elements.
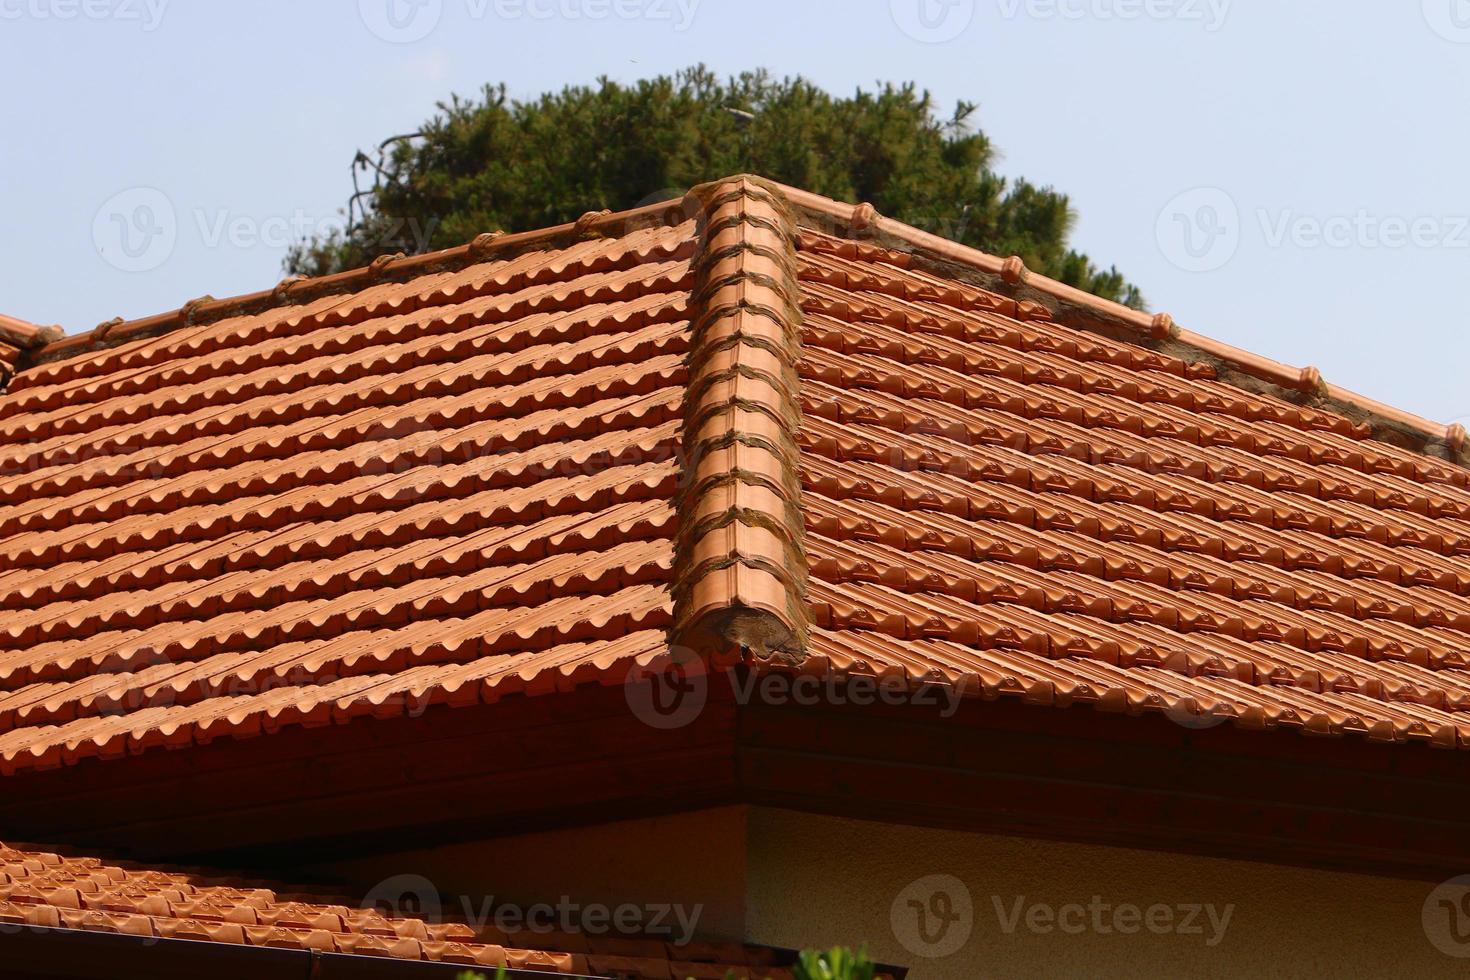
<box><xmin>288</xmin><ymin>65</ymin><xmax>1140</xmax><ymax>309</ymax></box>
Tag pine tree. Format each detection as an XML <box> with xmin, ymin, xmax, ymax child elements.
<box><xmin>289</xmin><ymin>65</ymin><xmax>1141</xmax><ymax>308</ymax></box>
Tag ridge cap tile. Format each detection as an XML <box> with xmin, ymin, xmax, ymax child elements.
<box><xmin>669</xmin><ymin>176</ymin><xmax>810</xmax><ymax>662</ymax></box>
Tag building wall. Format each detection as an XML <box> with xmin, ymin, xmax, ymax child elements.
<box><xmin>316</xmin><ymin>806</ymin><xmax>750</xmax><ymax>942</ymax></box>
<box><xmin>745</xmin><ymin>808</ymin><xmax>1461</xmax><ymax>980</ymax></box>
<box><xmin>316</xmin><ymin>806</ymin><xmax>1463</xmax><ymax>977</ymax></box>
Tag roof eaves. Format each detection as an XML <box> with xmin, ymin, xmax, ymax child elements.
<box><xmin>0</xmin><ymin>925</ymin><xmax>604</xmax><ymax>980</ymax></box>
<box><xmin>671</xmin><ymin>175</ymin><xmax>811</xmax><ymax>663</ymax></box>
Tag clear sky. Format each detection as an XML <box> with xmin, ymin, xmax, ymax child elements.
<box><xmin>3</xmin><ymin>0</ymin><xmax>1468</xmax><ymax>423</ymax></box>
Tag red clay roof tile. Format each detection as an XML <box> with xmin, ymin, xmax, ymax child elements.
<box><xmin>0</xmin><ymin>212</ymin><xmax>699</xmax><ymax>774</ymax></box>
<box><xmin>783</xmin><ymin>207</ymin><xmax>1470</xmax><ymax>750</ymax></box>
<box><xmin>0</xmin><ymin>839</ymin><xmax>791</xmax><ymax>978</ymax></box>
<box><xmin>3</xmin><ymin>172</ymin><xmax>1470</xmax><ymax>779</ymax></box>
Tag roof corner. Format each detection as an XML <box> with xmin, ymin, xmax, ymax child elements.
<box><xmin>0</xmin><ymin>314</ymin><xmax>63</xmax><ymax>382</ymax></box>
<box><xmin>670</xmin><ymin>176</ymin><xmax>810</xmax><ymax>663</ymax></box>
<box><xmin>0</xmin><ymin>313</ymin><xmax>63</xmax><ymax>349</ymax></box>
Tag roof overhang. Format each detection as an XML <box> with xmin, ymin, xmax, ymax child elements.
<box><xmin>6</xmin><ymin>676</ymin><xmax>1470</xmax><ymax>882</ymax></box>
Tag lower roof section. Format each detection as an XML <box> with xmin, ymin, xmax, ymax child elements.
<box><xmin>0</xmin><ymin>839</ymin><xmax>799</xmax><ymax>980</ymax></box>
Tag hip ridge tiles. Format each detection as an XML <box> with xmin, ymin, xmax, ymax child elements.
<box><xmin>670</xmin><ymin>176</ymin><xmax>811</xmax><ymax>663</ymax></box>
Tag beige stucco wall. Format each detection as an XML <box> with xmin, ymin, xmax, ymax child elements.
<box><xmin>745</xmin><ymin>808</ymin><xmax>1464</xmax><ymax>980</ymax></box>
<box><xmin>315</xmin><ymin>806</ymin><xmax>1467</xmax><ymax>978</ymax></box>
<box><xmin>316</xmin><ymin>806</ymin><xmax>749</xmax><ymax>941</ymax></box>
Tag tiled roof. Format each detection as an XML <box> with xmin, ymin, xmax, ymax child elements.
<box><xmin>0</xmin><ymin>203</ymin><xmax>695</xmax><ymax>773</ymax></box>
<box><xmin>4</xmin><ymin>173</ymin><xmax>1470</xmax><ymax>774</ymax></box>
<box><xmin>790</xmin><ymin>227</ymin><xmax>1470</xmax><ymax>747</ymax></box>
<box><xmin>0</xmin><ymin>840</ymin><xmax>790</xmax><ymax>978</ymax></box>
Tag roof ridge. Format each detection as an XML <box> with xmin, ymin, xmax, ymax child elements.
<box><xmin>0</xmin><ymin>313</ymin><xmax>63</xmax><ymax>350</ymax></box>
<box><xmin>13</xmin><ymin>196</ymin><xmax>694</xmax><ymax>377</ymax></box>
<box><xmin>0</xmin><ymin>314</ymin><xmax>63</xmax><ymax>382</ymax></box>
<box><xmin>669</xmin><ymin>176</ymin><xmax>810</xmax><ymax>662</ymax></box>
<box><xmin>10</xmin><ymin>171</ymin><xmax>1461</xmax><ymax>467</ymax></box>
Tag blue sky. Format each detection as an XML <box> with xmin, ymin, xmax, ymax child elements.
<box><xmin>3</xmin><ymin>0</ymin><xmax>1469</xmax><ymax>422</ymax></box>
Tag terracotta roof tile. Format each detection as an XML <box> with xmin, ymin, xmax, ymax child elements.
<box><xmin>0</xmin><ymin>214</ymin><xmax>698</xmax><ymax>774</ymax></box>
<box><xmin>0</xmin><ymin>839</ymin><xmax>786</xmax><ymax>978</ymax></box>
<box><xmin>786</xmin><ymin>209</ymin><xmax>1470</xmax><ymax>750</ymax></box>
<box><xmin>5</xmin><ymin>172</ymin><xmax>1470</xmax><ymax>776</ymax></box>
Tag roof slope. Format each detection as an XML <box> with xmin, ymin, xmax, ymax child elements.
<box><xmin>3</xmin><ymin>174</ymin><xmax>1470</xmax><ymax>773</ymax></box>
<box><xmin>0</xmin><ymin>839</ymin><xmax>793</xmax><ymax>978</ymax></box>
<box><xmin>791</xmin><ymin>229</ymin><xmax>1470</xmax><ymax>747</ymax></box>
<box><xmin>0</xmin><ymin>207</ymin><xmax>698</xmax><ymax>771</ymax></box>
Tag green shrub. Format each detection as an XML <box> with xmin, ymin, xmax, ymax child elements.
<box><xmin>457</xmin><ymin>945</ymin><xmax>877</xmax><ymax>980</ymax></box>
<box><xmin>792</xmin><ymin>946</ymin><xmax>877</xmax><ymax>980</ymax></box>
